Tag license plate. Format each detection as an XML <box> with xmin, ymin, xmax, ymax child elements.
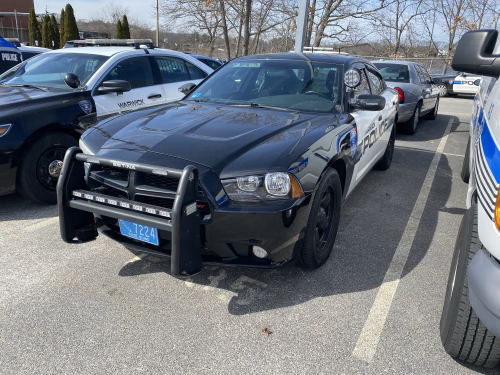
<box><xmin>119</xmin><ymin>220</ymin><xmax>159</xmax><ymax>246</ymax></box>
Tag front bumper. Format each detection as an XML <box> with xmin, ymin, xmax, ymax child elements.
<box><xmin>57</xmin><ymin>148</ymin><xmax>311</xmax><ymax>278</ymax></box>
<box><xmin>468</xmin><ymin>248</ymin><xmax>500</xmax><ymax>337</ymax></box>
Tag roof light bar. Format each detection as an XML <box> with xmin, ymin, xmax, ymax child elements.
<box><xmin>72</xmin><ymin>190</ymin><xmax>172</xmax><ymax>218</ymax></box>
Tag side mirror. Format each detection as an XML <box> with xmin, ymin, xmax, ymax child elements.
<box><xmin>351</xmin><ymin>94</ymin><xmax>386</xmax><ymax>111</ymax></box>
<box><xmin>178</xmin><ymin>82</ymin><xmax>196</xmax><ymax>95</ymax></box>
<box><xmin>97</xmin><ymin>80</ymin><xmax>131</xmax><ymax>94</ymax></box>
<box><xmin>474</xmin><ymin>79</ymin><xmax>481</xmax><ymax>86</ymax></box>
<box><xmin>64</xmin><ymin>73</ymin><xmax>80</xmax><ymax>89</ymax></box>
<box><xmin>432</xmin><ymin>77</ymin><xmax>442</xmax><ymax>84</ymax></box>
<box><xmin>452</xmin><ymin>29</ymin><xmax>500</xmax><ymax>79</ymax></box>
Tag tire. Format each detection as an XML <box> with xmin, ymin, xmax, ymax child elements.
<box><xmin>448</xmin><ymin>93</ymin><xmax>458</xmax><ymax>97</ymax></box>
<box><xmin>299</xmin><ymin>168</ymin><xmax>342</xmax><ymax>269</ymax></box>
<box><xmin>440</xmin><ymin>199</ymin><xmax>500</xmax><ymax>368</ymax></box>
<box><xmin>17</xmin><ymin>132</ymin><xmax>78</xmax><ymax>204</ymax></box>
<box><xmin>401</xmin><ymin>103</ymin><xmax>421</xmax><ymax>135</ymax></box>
<box><xmin>438</xmin><ymin>84</ymin><xmax>448</xmax><ymax>97</ymax></box>
<box><xmin>375</xmin><ymin>124</ymin><xmax>395</xmax><ymax>171</ymax></box>
<box><xmin>425</xmin><ymin>97</ymin><xmax>439</xmax><ymax>120</ymax></box>
<box><xmin>461</xmin><ymin>136</ymin><xmax>470</xmax><ymax>183</ymax></box>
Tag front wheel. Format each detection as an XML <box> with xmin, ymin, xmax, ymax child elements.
<box><xmin>299</xmin><ymin>168</ymin><xmax>342</xmax><ymax>269</ymax></box>
<box><xmin>17</xmin><ymin>132</ymin><xmax>78</xmax><ymax>204</ymax></box>
<box><xmin>438</xmin><ymin>84</ymin><xmax>448</xmax><ymax>97</ymax></box>
<box><xmin>440</xmin><ymin>199</ymin><xmax>500</xmax><ymax>368</ymax></box>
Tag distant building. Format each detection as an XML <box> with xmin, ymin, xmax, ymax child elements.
<box><xmin>0</xmin><ymin>0</ymin><xmax>35</xmax><ymax>42</ymax></box>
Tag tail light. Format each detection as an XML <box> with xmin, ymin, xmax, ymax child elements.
<box><xmin>395</xmin><ymin>87</ymin><xmax>404</xmax><ymax>104</ymax></box>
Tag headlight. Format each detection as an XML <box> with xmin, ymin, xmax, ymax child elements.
<box><xmin>0</xmin><ymin>124</ymin><xmax>12</xmax><ymax>137</ymax></box>
<box><xmin>222</xmin><ymin>173</ymin><xmax>304</xmax><ymax>202</ymax></box>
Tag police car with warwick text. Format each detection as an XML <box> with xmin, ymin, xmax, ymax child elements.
<box><xmin>440</xmin><ymin>29</ymin><xmax>500</xmax><ymax>368</ymax></box>
<box><xmin>57</xmin><ymin>53</ymin><xmax>399</xmax><ymax>277</ymax></box>
<box><xmin>0</xmin><ymin>39</ymin><xmax>213</xmax><ymax>204</ymax></box>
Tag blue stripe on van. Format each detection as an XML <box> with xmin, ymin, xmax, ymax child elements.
<box><xmin>480</xmin><ymin>120</ymin><xmax>500</xmax><ymax>184</ymax></box>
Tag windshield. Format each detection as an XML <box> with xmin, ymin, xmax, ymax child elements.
<box><xmin>373</xmin><ymin>63</ymin><xmax>410</xmax><ymax>83</ymax></box>
<box><xmin>0</xmin><ymin>52</ymin><xmax>108</xmax><ymax>89</ymax></box>
<box><xmin>186</xmin><ymin>59</ymin><xmax>343</xmax><ymax>113</ymax></box>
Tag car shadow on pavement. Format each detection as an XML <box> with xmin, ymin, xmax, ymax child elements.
<box><xmin>0</xmin><ymin>192</ymin><xmax>57</xmax><ymax>222</ymax></box>
<box><xmin>118</xmin><ymin>114</ymin><xmax>466</xmax><ymax>316</ymax></box>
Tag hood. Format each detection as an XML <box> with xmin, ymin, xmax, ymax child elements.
<box><xmin>86</xmin><ymin>102</ymin><xmax>342</xmax><ymax>177</ymax></box>
<box><xmin>0</xmin><ymin>85</ymin><xmax>70</xmax><ymax>107</ymax></box>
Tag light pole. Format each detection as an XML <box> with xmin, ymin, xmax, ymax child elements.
<box><xmin>294</xmin><ymin>0</ymin><xmax>310</xmax><ymax>53</ymax></box>
<box><xmin>156</xmin><ymin>0</ymin><xmax>159</xmax><ymax>46</ymax></box>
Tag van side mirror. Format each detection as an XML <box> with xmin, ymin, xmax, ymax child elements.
<box><xmin>350</xmin><ymin>94</ymin><xmax>386</xmax><ymax>111</ymax></box>
<box><xmin>178</xmin><ymin>82</ymin><xmax>196</xmax><ymax>95</ymax></box>
<box><xmin>452</xmin><ymin>30</ymin><xmax>500</xmax><ymax>78</ymax></box>
<box><xmin>98</xmin><ymin>80</ymin><xmax>131</xmax><ymax>94</ymax></box>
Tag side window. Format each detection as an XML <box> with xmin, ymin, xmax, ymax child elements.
<box><xmin>155</xmin><ymin>57</ymin><xmax>190</xmax><ymax>83</ymax></box>
<box><xmin>366</xmin><ymin>70</ymin><xmax>384</xmax><ymax>94</ymax></box>
<box><xmin>415</xmin><ymin>65</ymin><xmax>429</xmax><ymax>84</ymax></box>
<box><xmin>102</xmin><ymin>57</ymin><xmax>153</xmax><ymax>89</ymax></box>
<box><xmin>351</xmin><ymin>69</ymin><xmax>371</xmax><ymax>102</ymax></box>
<box><xmin>186</xmin><ymin>61</ymin><xmax>206</xmax><ymax>80</ymax></box>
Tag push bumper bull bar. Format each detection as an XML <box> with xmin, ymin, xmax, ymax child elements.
<box><xmin>57</xmin><ymin>147</ymin><xmax>202</xmax><ymax>278</ymax></box>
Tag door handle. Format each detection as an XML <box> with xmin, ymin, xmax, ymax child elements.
<box><xmin>148</xmin><ymin>94</ymin><xmax>162</xmax><ymax>99</ymax></box>
<box><xmin>378</xmin><ymin>115</ymin><xmax>383</xmax><ymax>121</ymax></box>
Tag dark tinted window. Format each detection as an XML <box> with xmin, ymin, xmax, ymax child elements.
<box><xmin>198</xmin><ymin>58</ymin><xmax>222</xmax><ymax>70</ymax></box>
<box><xmin>415</xmin><ymin>64</ymin><xmax>431</xmax><ymax>84</ymax></box>
<box><xmin>186</xmin><ymin>61</ymin><xmax>206</xmax><ymax>80</ymax></box>
<box><xmin>155</xmin><ymin>57</ymin><xmax>190</xmax><ymax>83</ymax></box>
<box><xmin>373</xmin><ymin>63</ymin><xmax>410</xmax><ymax>83</ymax></box>
<box><xmin>21</xmin><ymin>51</ymin><xmax>40</xmax><ymax>60</ymax></box>
<box><xmin>103</xmin><ymin>57</ymin><xmax>153</xmax><ymax>89</ymax></box>
<box><xmin>366</xmin><ymin>69</ymin><xmax>384</xmax><ymax>94</ymax></box>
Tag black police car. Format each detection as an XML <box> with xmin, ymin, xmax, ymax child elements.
<box><xmin>58</xmin><ymin>53</ymin><xmax>399</xmax><ymax>277</ymax></box>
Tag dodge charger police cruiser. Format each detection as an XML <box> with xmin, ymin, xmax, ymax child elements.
<box><xmin>57</xmin><ymin>53</ymin><xmax>398</xmax><ymax>277</ymax></box>
<box><xmin>440</xmin><ymin>29</ymin><xmax>500</xmax><ymax>368</ymax></box>
<box><xmin>0</xmin><ymin>39</ymin><xmax>213</xmax><ymax>204</ymax></box>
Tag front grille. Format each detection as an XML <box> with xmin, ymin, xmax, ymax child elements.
<box><xmin>92</xmin><ymin>185</ymin><xmax>128</xmax><ymax>199</ymax></box>
<box><xmin>93</xmin><ymin>165</ymin><xmax>130</xmax><ymax>178</ymax></box>
<box><xmin>135</xmin><ymin>195</ymin><xmax>174</xmax><ymax>209</ymax></box>
<box><xmin>144</xmin><ymin>173</ymin><xmax>179</xmax><ymax>188</ymax></box>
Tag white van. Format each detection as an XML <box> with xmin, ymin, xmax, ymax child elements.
<box><xmin>440</xmin><ymin>29</ymin><xmax>500</xmax><ymax>368</ymax></box>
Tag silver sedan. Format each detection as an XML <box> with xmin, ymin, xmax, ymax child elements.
<box><xmin>373</xmin><ymin>61</ymin><xmax>441</xmax><ymax>134</ymax></box>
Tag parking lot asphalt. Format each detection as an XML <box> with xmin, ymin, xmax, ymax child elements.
<box><xmin>1</xmin><ymin>95</ymin><xmax>497</xmax><ymax>374</ymax></box>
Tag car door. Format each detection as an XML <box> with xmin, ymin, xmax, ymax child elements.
<box><xmin>347</xmin><ymin>67</ymin><xmax>382</xmax><ymax>192</ymax></box>
<box><xmin>366</xmin><ymin>68</ymin><xmax>392</xmax><ymax>157</ymax></box>
<box><xmin>415</xmin><ymin>64</ymin><xmax>433</xmax><ymax>113</ymax></box>
<box><xmin>154</xmin><ymin>56</ymin><xmax>207</xmax><ymax>103</ymax></box>
<box><xmin>93</xmin><ymin>56</ymin><xmax>164</xmax><ymax>120</ymax></box>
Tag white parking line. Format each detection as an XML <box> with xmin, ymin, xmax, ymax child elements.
<box><xmin>352</xmin><ymin>118</ymin><xmax>455</xmax><ymax>363</ymax></box>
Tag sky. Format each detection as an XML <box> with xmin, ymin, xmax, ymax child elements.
<box><xmin>33</xmin><ymin>0</ymin><xmax>155</xmax><ymax>25</ymax></box>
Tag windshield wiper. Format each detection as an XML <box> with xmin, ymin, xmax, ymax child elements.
<box><xmin>249</xmin><ymin>103</ymin><xmax>288</xmax><ymax>110</ymax></box>
<box><xmin>4</xmin><ymin>84</ymin><xmax>49</xmax><ymax>92</ymax></box>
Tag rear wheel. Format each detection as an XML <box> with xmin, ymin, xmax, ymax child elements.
<box><xmin>440</xmin><ymin>199</ymin><xmax>500</xmax><ymax>368</ymax></box>
<box><xmin>299</xmin><ymin>168</ymin><xmax>342</xmax><ymax>269</ymax></box>
<box><xmin>375</xmin><ymin>125</ymin><xmax>395</xmax><ymax>171</ymax></box>
<box><xmin>425</xmin><ymin>97</ymin><xmax>439</xmax><ymax>120</ymax></box>
<box><xmin>461</xmin><ymin>137</ymin><xmax>471</xmax><ymax>183</ymax></box>
<box><xmin>401</xmin><ymin>103</ymin><xmax>420</xmax><ymax>135</ymax></box>
<box><xmin>17</xmin><ymin>132</ymin><xmax>78</xmax><ymax>204</ymax></box>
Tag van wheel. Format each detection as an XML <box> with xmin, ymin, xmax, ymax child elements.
<box><xmin>375</xmin><ymin>125</ymin><xmax>395</xmax><ymax>170</ymax></box>
<box><xmin>299</xmin><ymin>168</ymin><xmax>342</xmax><ymax>269</ymax></box>
<box><xmin>401</xmin><ymin>103</ymin><xmax>420</xmax><ymax>135</ymax></box>
<box><xmin>461</xmin><ymin>137</ymin><xmax>470</xmax><ymax>183</ymax></box>
<box><xmin>17</xmin><ymin>132</ymin><xmax>78</xmax><ymax>204</ymax></box>
<box><xmin>440</xmin><ymin>199</ymin><xmax>500</xmax><ymax>368</ymax></box>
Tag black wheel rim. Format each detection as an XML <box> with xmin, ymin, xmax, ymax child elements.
<box><xmin>36</xmin><ymin>146</ymin><xmax>67</xmax><ymax>191</ymax></box>
<box><xmin>314</xmin><ymin>187</ymin><xmax>335</xmax><ymax>255</ymax></box>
